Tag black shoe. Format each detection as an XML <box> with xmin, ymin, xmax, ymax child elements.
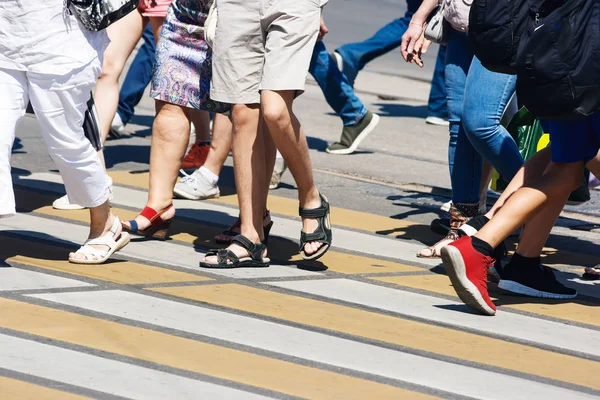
<box><xmin>430</xmin><ymin>218</ymin><xmax>451</xmax><ymax>235</ymax></box>
<box><xmin>498</xmin><ymin>256</ymin><xmax>577</xmax><ymax>299</ymax></box>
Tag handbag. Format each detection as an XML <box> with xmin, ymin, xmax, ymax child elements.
<box><xmin>424</xmin><ymin>4</ymin><xmax>449</xmax><ymax>45</ymax></box>
<box><xmin>68</xmin><ymin>0</ymin><xmax>139</xmax><ymax>32</ymax></box>
<box><xmin>204</xmin><ymin>0</ymin><xmax>217</xmax><ymax>48</ymax></box>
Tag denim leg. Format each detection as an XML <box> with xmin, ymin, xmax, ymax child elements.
<box><xmin>462</xmin><ymin>57</ymin><xmax>522</xmax><ymax>182</ymax></box>
<box><xmin>309</xmin><ymin>41</ymin><xmax>367</xmax><ymax>126</ymax></box>
<box><xmin>427</xmin><ymin>45</ymin><xmax>448</xmax><ymax>119</ymax></box>
<box><xmin>116</xmin><ymin>24</ymin><xmax>156</xmax><ymax>125</ymax></box>
<box><xmin>335</xmin><ymin>13</ymin><xmax>412</xmax><ymax>83</ymax></box>
<box><xmin>445</xmin><ymin>31</ymin><xmax>480</xmax><ymax>204</ymax></box>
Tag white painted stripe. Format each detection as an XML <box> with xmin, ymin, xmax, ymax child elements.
<box><xmin>30</xmin><ymin>290</ymin><xmax>594</xmax><ymax>400</ymax></box>
<box><xmin>0</xmin><ymin>213</ymin><xmax>319</xmax><ymax>279</ymax></box>
<box><xmin>17</xmin><ymin>172</ymin><xmax>439</xmax><ymax>266</ymax></box>
<box><xmin>266</xmin><ymin>279</ymin><xmax>600</xmax><ymax>358</ymax></box>
<box><xmin>0</xmin><ymin>267</ymin><xmax>93</xmax><ymax>291</ymax></box>
<box><xmin>0</xmin><ymin>334</ymin><xmax>269</xmax><ymax>400</ymax></box>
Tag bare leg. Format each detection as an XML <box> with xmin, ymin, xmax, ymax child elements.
<box><xmin>476</xmin><ymin>161</ymin><xmax>584</xmax><ymax>249</ymax></box>
<box><xmin>203</xmin><ymin>104</ymin><xmax>267</xmax><ymax>263</ymax></box>
<box><xmin>190</xmin><ymin>110</ymin><xmax>211</xmax><ymax>143</ymax></box>
<box><xmin>485</xmin><ymin>147</ymin><xmax>552</xmax><ymax>219</ymax></box>
<box><xmin>94</xmin><ymin>11</ymin><xmax>146</xmax><ymax>166</ymax></box>
<box><xmin>122</xmin><ymin>101</ymin><xmax>190</xmax><ymax>230</ymax></box>
<box><xmin>203</xmin><ymin>113</ymin><xmax>232</xmax><ymax>176</ymax></box>
<box><xmin>261</xmin><ymin>90</ymin><xmax>322</xmax><ymax>256</ymax></box>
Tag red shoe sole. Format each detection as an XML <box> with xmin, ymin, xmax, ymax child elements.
<box><xmin>441</xmin><ymin>246</ymin><xmax>496</xmax><ymax>316</ymax></box>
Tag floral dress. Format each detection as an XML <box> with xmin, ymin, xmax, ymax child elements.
<box><xmin>150</xmin><ymin>0</ymin><xmax>229</xmax><ymax>113</ymax></box>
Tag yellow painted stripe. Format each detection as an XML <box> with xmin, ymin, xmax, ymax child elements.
<box><xmin>14</xmin><ymin>189</ymin><xmax>421</xmax><ymax>275</ymax></box>
<box><xmin>0</xmin><ymin>235</ymin><xmax>207</xmax><ymax>285</ymax></box>
<box><xmin>108</xmin><ymin>171</ymin><xmax>600</xmax><ymax>267</ymax></box>
<box><xmin>0</xmin><ymin>376</ymin><xmax>89</xmax><ymax>400</ymax></box>
<box><xmin>0</xmin><ymin>298</ymin><xmax>432</xmax><ymax>399</ymax></box>
<box><xmin>151</xmin><ymin>284</ymin><xmax>600</xmax><ymax>390</ymax></box>
<box><xmin>373</xmin><ymin>274</ymin><xmax>600</xmax><ymax>328</ymax></box>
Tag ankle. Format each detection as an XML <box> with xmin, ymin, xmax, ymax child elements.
<box><xmin>300</xmin><ymin>188</ymin><xmax>320</xmax><ymax>209</ymax></box>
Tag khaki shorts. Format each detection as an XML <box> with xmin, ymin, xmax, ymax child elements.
<box><xmin>211</xmin><ymin>0</ymin><xmax>321</xmax><ymax>105</ymax></box>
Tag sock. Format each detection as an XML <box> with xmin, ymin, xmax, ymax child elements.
<box><xmin>198</xmin><ymin>166</ymin><xmax>218</xmax><ymax>186</ymax></box>
<box><xmin>509</xmin><ymin>253</ymin><xmax>541</xmax><ymax>269</ymax></box>
<box><xmin>471</xmin><ymin>236</ymin><xmax>494</xmax><ymax>257</ymax></box>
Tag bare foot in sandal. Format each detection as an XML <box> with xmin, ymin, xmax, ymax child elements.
<box><xmin>299</xmin><ymin>193</ymin><xmax>332</xmax><ymax>261</ymax></box>
<box><xmin>201</xmin><ymin>235</ymin><xmax>269</xmax><ymax>268</ymax></box>
<box><xmin>69</xmin><ymin>212</ymin><xmax>130</xmax><ymax>264</ymax></box>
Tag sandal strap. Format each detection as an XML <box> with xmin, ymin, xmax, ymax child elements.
<box><xmin>74</xmin><ymin>244</ymin><xmax>109</xmax><ymax>260</ymax></box>
<box><xmin>299</xmin><ymin>194</ymin><xmax>330</xmax><ymax>219</ymax></box>
<box><xmin>140</xmin><ymin>204</ymin><xmax>173</xmax><ymax>223</ymax></box>
<box><xmin>231</xmin><ymin>235</ymin><xmax>266</xmax><ymax>260</ymax></box>
<box><xmin>301</xmin><ymin>230</ymin><xmax>327</xmax><ymax>243</ymax></box>
<box><xmin>217</xmin><ymin>249</ymin><xmax>239</xmax><ymax>265</ymax></box>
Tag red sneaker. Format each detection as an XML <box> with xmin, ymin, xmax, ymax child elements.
<box><xmin>182</xmin><ymin>143</ymin><xmax>210</xmax><ymax>170</ymax></box>
<box><xmin>440</xmin><ymin>236</ymin><xmax>497</xmax><ymax>316</ymax></box>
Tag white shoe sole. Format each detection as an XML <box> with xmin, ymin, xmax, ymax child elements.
<box><xmin>52</xmin><ymin>203</ymin><xmax>86</xmax><ymax>210</ymax></box>
<box><xmin>173</xmin><ymin>188</ymin><xmax>220</xmax><ymax>201</ymax></box>
<box><xmin>440</xmin><ymin>246</ymin><xmax>496</xmax><ymax>316</ymax></box>
<box><xmin>326</xmin><ymin>113</ymin><xmax>380</xmax><ymax>155</ymax></box>
<box><xmin>498</xmin><ymin>280</ymin><xmax>577</xmax><ymax>299</ymax></box>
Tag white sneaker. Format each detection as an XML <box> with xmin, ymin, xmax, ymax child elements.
<box><xmin>52</xmin><ymin>177</ymin><xmax>114</xmax><ymax>210</ymax></box>
<box><xmin>270</xmin><ymin>158</ymin><xmax>287</xmax><ymax>190</ymax></box>
<box><xmin>425</xmin><ymin>116</ymin><xmax>450</xmax><ymax>126</ymax></box>
<box><xmin>440</xmin><ymin>200</ymin><xmax>452</xmax><ymax>213</ymax></box>
<box><xmin>174</xmin><ymin>170</ymin><xmax>220</xmax><ymax>200</ymax></box>
<box><xmin>110</xmin><ymin>114</ymin><xmax>125</xmax><ymax>139</ymax></box>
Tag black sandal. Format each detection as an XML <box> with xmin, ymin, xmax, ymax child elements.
<box><xmin>200</xmin><ymin>235</ymin><xmax>270</xmax><ymax>269</ymax></box>
<box><xmin>299</xmin><ymin>193</ymin><xmax>332</xmax><ymax>261</ymax></box>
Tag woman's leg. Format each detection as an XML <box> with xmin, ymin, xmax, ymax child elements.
<box><xmin>463</xmin><ymin>57</ymin><xmax>523</xmax><ymax>182</ymax></box>
<box><xmin>0</xmin><ymin>69</ymin><xmax>29</xmax><ymax>218</ymax></box>
<box><xmin>94</xmin><ymin>10</ymin><xmax>146</xmax><ymax>165</ymax></box>
<box><xmin>123</xmin><ymin>101</ymin><xmax>191</xmax><ymax>230</ymax></box>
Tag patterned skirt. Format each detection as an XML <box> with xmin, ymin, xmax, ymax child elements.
<box><xmin>149</xmin><ymin>0</ymin><xmax>229</xmax><ymax>113</ymax></box>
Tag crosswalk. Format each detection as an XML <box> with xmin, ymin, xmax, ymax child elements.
<box><xmin>1</xmin><ymin>171</ymin><xmax>599</xmax><ymax>399</ymax></box>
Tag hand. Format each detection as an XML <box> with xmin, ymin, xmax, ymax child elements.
<box><xmin>318</xmin><ymin>15</ymin><xmax>329</xmax><ymax>40</ymax></box>
<box><xmin>410</xmin><ymin>32</ymin><xmax>432</xmax><ymax>68</ymax></box>
<box><xmin>401</xmin><ymin>22</ymin><xmax>425</xmax><ymax>62</ymax></box>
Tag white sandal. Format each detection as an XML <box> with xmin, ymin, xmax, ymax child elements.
<box><xmin>69</xmin><ymin>216</ymin><xmax>130</xmax><ymax>264</ymax></box>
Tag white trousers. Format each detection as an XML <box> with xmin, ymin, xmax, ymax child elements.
<box><xmin>0</xmin><ymin>64</ymin><xmax>110</xmax><ymax>217</ymax></box>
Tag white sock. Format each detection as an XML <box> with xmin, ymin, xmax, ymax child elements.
<box><xmin>198</xmin><ymin>166</ymin><xmax>218</xmax><ymax>186</ymax></box>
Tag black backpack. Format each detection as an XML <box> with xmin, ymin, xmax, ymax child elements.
<box><xmin>468</xmin><ymin>0</ymin><xmax>538</xmax><ymax>74</ymax></box>
<box><xmin>516</xmin><ymin>0</ymin><xmax>600</xmax><ymax>119</ymax></box>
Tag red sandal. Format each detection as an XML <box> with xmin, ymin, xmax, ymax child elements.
<box><xmin>122</xmin><ymin>204</ymin><xmax>173</xmax><ymax>240</ymax></box>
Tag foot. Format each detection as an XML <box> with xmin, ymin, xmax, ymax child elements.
<box><xmin>425</xmin><ymin>116</ymin><xmax>450</xmax><ymax>126</ymax></box>
<box><xmin>331</xmin><ymin>51</ymin><xmax>357</xmax><ymax>86</ymax></box>
<box><xmin>122</xmin><ymin>204</ymin><xmax>175</xmax><ymax>232</ymax></box>
<box><xmin>300</xmin><ymin>195</ymin><xmax>327</xmax><ymax>257</ymax></box>
<box><xmin>326</xmin><ymin>111</ymin><xmax>380</xmax><ymax>155</ymax></box>
<box><xmin>69</xmin><ymin>214</ymin><xmax>121</xmax><ymax>262</ymax></box>
<box><xmin>174</xmin><ymin>170</ymin><xmax>220</xmax><ymax>200</ymax></box>
<box><xmin>418</xmin><ymin>230</ymin><xmax>459</xmax><ymax>258</ymax></box>
<box><xmin>110</xmin><ymin>113</ymin><xmax>125</xmax><ymax>139</ymax></box>
<box><xmin>215</xmin><ymin>211</ymin><xmax>272</xmax><ymax>244</ymax></box>
<box><xmin>202</xmin><ymin>237</ymin><xmax>268</xmax><ymax>266</ymax></box>
<box><xmin>269</xmin><ymin>158</ymin><xmax>287</xmax><ymax>190</ymax></box>
<box><xmin>182</xmin><ymin>142</ymin><xmax>210</xmax><ymax>171</ymax></box>
<box><xmin>498</xmin><ymin>255</ymin><xmax>577</xmax><ymax>299</ymax></box>
<box><xmin>583</xmin><ymin>266</ymin><xmax>600</xmax><ymax>280</ymax></box>
<box><xmin>440</xmin><ymin>236</ymin><xmax>497</xmax><ymax>316</ymax></box>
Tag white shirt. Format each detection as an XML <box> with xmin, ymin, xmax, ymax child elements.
<box><xmin>0</xmin><ymin>0</ymin><xmax>109</xmax><ymax>75</ymax></box>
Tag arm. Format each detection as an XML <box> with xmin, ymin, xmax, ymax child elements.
<box><xmin>400</xmin><ymin>0</ymin><xmax>438</xmax><ymax>67</ymax></box>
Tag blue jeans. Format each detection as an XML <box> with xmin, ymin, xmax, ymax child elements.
<box><xmin>309</xmin><ymin>40</ymin><xmax>367</xmax><ymax>126</ymax></box>
<box><xmin>463</xmin><ymin>57</ymin><xmax>521</xmax><ymax>182</ymax></box>
<box><xmin>446</xmin><ymin>30</ymin><xmax>521</xmax><ymax>204</ymax></box>
<box><xmin>116</xmin><ymin>24</ymin><xmax>156</xmax><ymax>125</ymax></box>
<box><xmin>335</xmin><ymin>4</ymin><xmax>447</xmax><ymax>118</ymax></box>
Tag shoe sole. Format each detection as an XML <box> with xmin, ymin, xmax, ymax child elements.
<box><xmin>440</xmin><ymin>246</ymin><xmax>496</xmax><ymax>316</ymax></box>
<box><xmin>326</xmin><ymin>113</ymin><xmax>380</xmax><ymax>155</ymax></box>
<box><xmin>173</xmin><ymin>188</ymin><xmax>220</xmax><ymax>201</ymax></box>
<box><xmin>498</xmin><ymin>280</ymin><xmax>577</xmax><ymax>299</ymax></box>
<box><xmin>53</xmin><ymin>204</ymin><xmax>86</xmax><ymax>210</ymax></box>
